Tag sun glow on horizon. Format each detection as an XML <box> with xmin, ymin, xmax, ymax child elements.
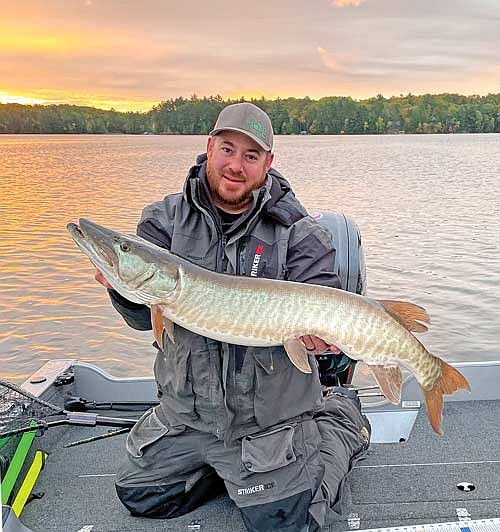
<box><xmin>0</xmin><ymin>92</ymin><xmax>161</xmax><ymax>112</ymax></box>
<box><xmin>0</xmin><ymin>93</ymin><xmax>46</xmax><ymax>105</ymax></box>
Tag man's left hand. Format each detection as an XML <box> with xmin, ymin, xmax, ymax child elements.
<box><xmin>299</xmin><ymin>335</ymin><xmax>342</xmax><ymax>355</ymax></box>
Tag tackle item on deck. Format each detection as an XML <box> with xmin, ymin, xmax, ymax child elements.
<box><xmin>0</xmin><ymin>379</ymin><xmax>138</xmax><ymax>440</ymax></box>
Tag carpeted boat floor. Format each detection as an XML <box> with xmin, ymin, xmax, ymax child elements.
<box><xmin>18</xmin><ymin>399</ymin><xmax>500</xmax><ymax>532</ymax></box>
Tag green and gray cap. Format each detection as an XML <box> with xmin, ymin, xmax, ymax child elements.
<box><xmin>210</xmin><ymin>103</ymin><xmax>273</xmax><ymax>152</ymax></box>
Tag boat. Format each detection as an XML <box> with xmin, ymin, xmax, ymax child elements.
<box><xmin>2</xmin><ymin>212</ymin><xmax>499</xmax><ymax>532</ymax></box>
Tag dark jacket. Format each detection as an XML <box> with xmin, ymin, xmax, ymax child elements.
<box><xmin>110</xmin><ymin>155</ymin><xmax>341</xmax><ymax>443</ymax></box>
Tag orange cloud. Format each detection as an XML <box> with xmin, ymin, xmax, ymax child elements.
<box><xmin>0</xmin><ymin>26</ymin><xmax>84</xmax><ymax>54</ymax></box>
<box><xmin>0</xmin><ymin>18</ymin><xmax>173</xmax><ymax>111</ymax></box>
<box><xmin>317</xmin><ymin>47</ymin><xmax>340</xmax><ymax>71</ymax></box>
<box><xmin>0</xmin><ymin>21</ymin><xmax>168</xmax><ymax>58</ymax></box>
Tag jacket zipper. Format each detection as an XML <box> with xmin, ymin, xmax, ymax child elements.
<box><xmin>193</xmin><ymin>201</ymin><xmax>226</xmax><ymax>273</ymax></box>
<box><xmin>221</xmin><ymin>234</ymin><xmax>228</xmax><ymax>272</ymax></box>
<box><xmin>235</xmin><ymin>210</ymin><xmax>262</xmax><ymax>276</ymax></box>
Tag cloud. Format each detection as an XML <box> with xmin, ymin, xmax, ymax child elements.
<box><xmin>2</xmin><ymin>0</ymin><xmax>500</xmax><ymax>108</ymax></box>
<box><xmin>332</xmin><ymin>0</ymin><xmax>368</xmax><ymax>7</ymax></box>
<box><xmin>317</xmin><ymin>47</ymin><xmax>340</xmax><ymax>71</ymax></box>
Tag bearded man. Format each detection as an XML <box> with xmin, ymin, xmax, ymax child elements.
<box><xmin>95</xmin><ymin>103</ymin><xmax>370</xmax><ymax>532</ymax></box>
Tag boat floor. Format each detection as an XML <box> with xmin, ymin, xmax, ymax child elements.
<box><xmin>18</xmin><ymin>397</ymin><xmax>500</xmax><ymax>532</ymax></box>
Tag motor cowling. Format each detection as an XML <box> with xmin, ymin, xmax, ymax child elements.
<box><xmin>308</xmin><ymin>211</ymin><xmax>366</xmax><ymax>386</ymax></box>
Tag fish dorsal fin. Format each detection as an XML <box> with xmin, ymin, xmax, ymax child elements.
<box><xmin>378</xmin><ymin>300</ymin><xmax>430</xmax><ymax>333</ymax></box>
<box><xmin>151</xmin><ymin>304</ymin><xmax>175</xmax><ymax>347</ymax></box>
<box><xmin>284</xmin><ymin>339</ymin><xmax>313</xmax><ymax>374</ymax></box>
<box><xmin>369</xmin><ymin>364</ymin><xmax>403</xmax><ymax>404</ymax></box>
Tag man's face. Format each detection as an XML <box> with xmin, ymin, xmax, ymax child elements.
<box><xmin>206</xmin><ymin>130</ymin><xmax>274</xmax><ymax>213</ymax></box>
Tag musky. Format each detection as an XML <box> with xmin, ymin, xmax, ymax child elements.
<box><xmin>2</xmin><ymin>0</ymin><xmax>500</xmax><ymax>111</ymax></box>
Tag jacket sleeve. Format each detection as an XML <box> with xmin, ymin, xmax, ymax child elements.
<box><xmin>286</xmin><ymin>216</ymin><xmax>341</xmax><ymax>289</ymax></box>
<box><xmin>107</xmin><ymin>197</ymin><xmax>176</xmax><ymax>330</ymax></box>
<box><xmin>108</xmin><ymin>289</ymin><xmax>152</xmax><ymax>330</ymax></box>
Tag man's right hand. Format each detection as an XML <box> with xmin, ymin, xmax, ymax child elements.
<box><xmin>94</xmin><ymin>268</ymin><xmax>113</xmax><ymax>289</ymax></box>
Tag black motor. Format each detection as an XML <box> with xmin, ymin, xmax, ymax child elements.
<box><xmin>309</xmin><ymin>211</ymin><xmax>366</xmax><ymax>386</ymax></box>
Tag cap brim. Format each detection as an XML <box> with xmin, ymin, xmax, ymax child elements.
<box><xmin>209</xmin><ymin>127</ymin><xmax>272</xmax><ymax>152</ymax></box>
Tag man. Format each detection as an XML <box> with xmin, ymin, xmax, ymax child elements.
<box><xmin>96</xmin><ymin>103</ymin><xmax>370</xmax><ymax>531</ymax></box>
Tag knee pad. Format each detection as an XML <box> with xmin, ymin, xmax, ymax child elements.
<box><xmin>240</xmin><ymin>490</ymin><xmax>314</xmax><ymax>532</ymax></box>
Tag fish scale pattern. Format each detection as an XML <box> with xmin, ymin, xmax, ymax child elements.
<box><xmin>166</xmin><ymin>267</ymin><xmax>441</xmax><ymax>393</ymax></box>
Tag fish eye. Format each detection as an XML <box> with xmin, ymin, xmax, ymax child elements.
<box><xmin>120</xmin><ymin>241</ymin><xmax>130</xmax><ymax>252</ymax></box>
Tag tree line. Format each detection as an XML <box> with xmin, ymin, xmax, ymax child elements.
<box><xmin>2</xmin><ymin>93</ymin><xmax>500</xmax><ymax>135</ymax></box>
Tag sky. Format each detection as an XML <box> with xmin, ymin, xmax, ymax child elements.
<box><xmin>1</xmin><ymin>0</ymin><xmax>500</xmax><ymax>112</ymax></box>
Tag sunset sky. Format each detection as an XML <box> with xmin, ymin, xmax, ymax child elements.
<box><xmin>2</xmin><ymin>0</ymin><xmax>500</xmax><ymax>112</ymax></box>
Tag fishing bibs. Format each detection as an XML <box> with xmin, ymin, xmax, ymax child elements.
<box><xmin>116</xmin><ymin>426</ymin><xmax>225</xmax><ymax>519</ymax></box>
<box><xmin>230</xmin><ymin>421</ymin><xmax>320</xmax><ymax>515</ymax></box>
<box><xmin>125</xmin><ymin>407</ymin><xmax>172</xmax><ymax>460</ymax></box>
<box><xmin>115</xmin><ymin>394</ymin><xmax>370</xmax><ymax>530</ymax></box>
<box><xmin>231</xmin><ymin>394</ymin><xmax>370</xmax><ymax>532</ymax></box>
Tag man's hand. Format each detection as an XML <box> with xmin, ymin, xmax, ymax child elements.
<box><xmin>299</xmin><ymin>335</ymin><xmax>342</xmax><ymax>355</ymax></box>
<box><xmin>94</xmin><ymin>268</ymin><xmax>113</xmax><ymax>289</ymax></box>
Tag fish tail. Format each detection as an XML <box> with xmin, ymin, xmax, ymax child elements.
<box><xmin>422</xmin><ymin>359</ymin><xmax>470</xmax><ymax>435</ymax></box>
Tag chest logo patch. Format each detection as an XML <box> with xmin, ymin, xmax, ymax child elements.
<box><xmin>250</xmin><ymin>244</ymin><xmax>265</xmax><ymax>277</ymax></box>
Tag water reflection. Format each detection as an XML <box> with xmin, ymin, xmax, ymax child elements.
<box><xmin>1</xmin><ymin>134</ymin><xmax>499</xmax><ymax>383</ymax></box>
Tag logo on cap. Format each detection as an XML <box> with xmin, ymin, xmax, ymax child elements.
<box><xmin>248</xmin><ymin>117</ymin><xmax>267</xmax><ymax>142</ymax></box>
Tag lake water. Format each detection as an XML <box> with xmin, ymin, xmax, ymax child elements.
<box><xmin>0</xmin><ymin>134</ymin><xmax>499</xmax><ymax>384</ymax></box>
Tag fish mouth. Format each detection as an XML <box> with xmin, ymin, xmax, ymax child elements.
<box><xmin>67</xmin><ymin>221</ymin><xmax>84</xmax><ymax>241</ymax></box>
<box><xmin>67</xmin><ymin>219</ymin><xmax>157</xmax><ymax>292</ymax></box>
<box><xmin>67</xmin><ymin>219</ymin><xmax>117</xmax><ymax>270</ymax></box>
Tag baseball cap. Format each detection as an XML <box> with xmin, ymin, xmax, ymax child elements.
<box><xmin>210</xmin><ymin>103</ymin><xmax>273</xmax><ymax>152</ymax></box>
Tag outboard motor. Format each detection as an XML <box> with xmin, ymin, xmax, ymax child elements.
<box><xmin>308</xmin><ymin>211</ymin><xmax>366</xmax><ymax>386</ymax></box>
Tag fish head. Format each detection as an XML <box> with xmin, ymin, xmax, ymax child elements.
<box><xmin>67</xmin><ymin>218</ymin><xmax>179</xmax><ymax>305</ymax></box>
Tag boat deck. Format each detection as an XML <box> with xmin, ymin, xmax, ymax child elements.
<box><xmin>7</xmin><ymin>361</ymin><xmax>500</xmax><ymax>532</ymax></box>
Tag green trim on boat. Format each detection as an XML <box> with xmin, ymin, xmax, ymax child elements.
<box><xmin>12</xmin><ymin>449</ymin><xmax>48</xmax><ymax>516</ymax></box>
<box><xmin>1</xmin><ymin>425</ymin><xmax>37</xmax><ymax>504</ymax></box>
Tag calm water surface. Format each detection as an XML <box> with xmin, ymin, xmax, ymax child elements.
<box><xmin>1</xmin><ymin>134</ymin><xmax>499</xmax><ymax>383</ymax></box>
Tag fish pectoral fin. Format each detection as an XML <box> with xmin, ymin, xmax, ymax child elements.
<box><xmin>368</xmin><ymin>364</ymin><xmax>403</xmax><ymax>404</ymax></box>
<box><xmin>378</xmin><ymin>300</ymin><xmax>430</xmax><ymax>333</ymax></box>
<box><xmin>151</xmin><ymin>305</ymin><xmax>165</xmax><ymax>347</ymax></box>
<box><xmin>151</xmin><ymin>305</ymin><xmax>175</xmax><ymax>346</ymax></box>
<box><xmin>284</xmin><ymin>339</ymin><xmax>313</xmax><ymax>374</ymax></box>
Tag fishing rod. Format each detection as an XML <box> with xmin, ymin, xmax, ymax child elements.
<box><xmin>64</xmin><ymin>427</ymin><xmax>132</xmax><ymax>448</ymax></box>
<box><xmin>64</xmin><ymin>395</ymin><xmax>159</xmax><ymax>412</ymax></box>
<box><xmin>0</xmin><ymin>379</ymin><xmax>138</xmax><ymax>440</ymax></box>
